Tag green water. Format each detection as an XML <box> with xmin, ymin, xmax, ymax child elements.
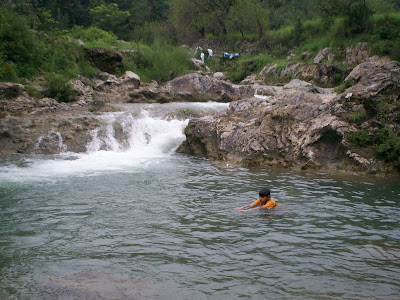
<box><xmin>0</xmin><ymin>103</ymin><xmax>399</xmax><ymax>299</ymax></box>
<box><xmin>1</xmin><ymin>156</ymin><xmax>399</xmax><ymax>299</ymax></box>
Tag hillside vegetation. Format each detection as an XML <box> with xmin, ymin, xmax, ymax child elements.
<box><xmin>0</xmin><ymin>0</ymin><xmax>399</xmax><ymax>85</ymax></box>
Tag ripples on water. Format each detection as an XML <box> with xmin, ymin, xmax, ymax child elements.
<box><xmin>0</xmin><ymin>103</ymin><xmax>399</xmax><ymax>299</ymax></box>
<box><xmin>1</xmin><ymin>158</ymin><xmax>399</xmax><ymax>299</ymax></box>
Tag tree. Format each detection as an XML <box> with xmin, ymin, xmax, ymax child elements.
<box><xmin>227</xmin><ymin>0</ymin><xmax>269</xmax><ymax>39</ymax></box>
<box><xmin>319</xmin><ymin>0</ymin><xmax>371</xmax><ymax>34</ymax></box>
<box><xmin>89</xmin><ymin>3</ymin><xmax>130</xmax><ymax>37</ymax></box>
<box><xmin>170</xmin><ymin>0</ymin><xmax>207</xmax><ymax>38</ymax></box>
<box><xmin>170</xmin><ymin>0</ymin><xmax>240</xmax><ymax>38</ymax></box>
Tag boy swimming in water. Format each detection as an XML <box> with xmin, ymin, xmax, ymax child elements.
<box><xmin>234</xmin><ymin>188</ymin><xmax>277</xmax><ymax>212</ymax></box>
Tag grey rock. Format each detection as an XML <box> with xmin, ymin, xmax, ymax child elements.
<box><xmin>0</xmin><ymin>83</ymin><xmax>24</xmax><ymax>99</ymax></box>
<box><xmin>314</xmin><ymin>47</ymin><xmax>331</xmax><ymax>64</ymax></box>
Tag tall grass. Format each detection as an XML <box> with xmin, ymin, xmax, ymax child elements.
<box><xmin>67</xmin><ymin>26</ymin><xmax>118</xmax><ymax>48</ymax></box>
<box><xmin>127</xmin><ymin>41</ymin><xmax>190</xmax><ymax>83</ymax></box>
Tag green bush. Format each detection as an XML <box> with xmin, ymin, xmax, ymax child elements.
<box><xmin>225</xmin><ymin>53</ymin><xmax>270</xmax><ymax>83</ymax></box>
<box><xmin>372</xmin><ymin>13</ymin><xmax>400</xmax><ymax>40</ymax></box>
<box><xmin>67</xmin><ymin>26</ymin><xmax>118</xmax><ymax>48</ymax></box>
<box><xmin>128</xmin><ymin>41</ymin><xmax>190</xmax><ymax>83</ymax></box>
<box><xmin>42</xmin><ymin>46</ymin><xmax>72</xmax><ymax>74</ymax></box>
<box><xmin>0</xmin><ymin>58</ymin><xmax>19</xmax><ymax>82</ymax></box>
<box><xmin>349</xmin><ymin>130</ymin><xmax>373</xmax><ymax>146</ymax></box>
<box><xmin>346</xmin><ymin>110</ymin><xmax>369</xmax><ymax>125</ymax></box>
<box><xmin>130</xmin><ymin>22</ymin><xmax>164</xmax><ymax>45</ymax></box>
<box><xmin>258</xmin><ymin>26</ymin><xmax>294</xmax><ymax>55</ymax></box>
<box><xmin>26</xmin><ymin>83</ymin><xmax>43</xmax><ymax>99</ymax></box>
<box><xmin>44</xmin><ymin>74</ymin><xmax>80</xmax><ymax>103</ymax></box>
<box><xmin>375</xmin><ymin>127</ymin><xmax>400</xmax><ymax>166</ymax></box>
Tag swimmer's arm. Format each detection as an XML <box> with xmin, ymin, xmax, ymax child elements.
<box><xmin>239</xmin><ymin>206</ymin><xmax>265</xmax><ymax>212</ymax></box>
<box><xmin>234</xmin><ymin>204</ymin><xmax>253</xmax><ymax>210</ymax></box>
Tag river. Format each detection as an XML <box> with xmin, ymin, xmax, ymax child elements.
<box><xmin>0</xmin><ymin>102</ymin><xmax>399</xmax><ymax>299</ymax></box>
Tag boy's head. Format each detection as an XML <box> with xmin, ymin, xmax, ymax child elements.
<box><xmin>259</xmin><ymin>188</ymin><xmax>271</xmax><ymax>198</ymax></box>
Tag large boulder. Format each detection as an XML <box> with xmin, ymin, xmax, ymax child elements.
<box><xmin>165</xmin><ymin>72</ymin><xmax>254</xmax><ymax>102</ymax></box>
<box><xmin>259</xmin><ymin>64</ymin><xmax>279</xmax><ymax>82</ymax></box>
<box><xmin>345</xmin><ymin>60</ymin><xmax>400</xmax><ymax>100</ymax></box>
<box><xmin>178</xmin><ymin>76</ymin><xmax>394</xmax><ymax>174</ymax></box>
<box><xmin>280</xmin><ymin>63</ymin><xmax>344</xmax><ymax>86</ymax></box>
<box><xmin>0</xmin><ymin>83</ymin><xmax>24</xmax><ymax>99</ymax></box>
<box><xmin>314</xmin><ymin>47</ymin><xmax>334</xmax><ymax>64</ymax></box>
<box><xmin>259</xmin><ymin>62</ymin><xmax>343</xmax><ymax>86</ymax></box>
<box><xmin>93</xmin><ymin>71</ymin><xmax>141</xmax><ymax>103</ymax></box>
<box><xmin>85</xmin><ymin>48</ymin><xmax>123</xmax><ymax>74</ymax></box>
<box><xmin>0</xmin><ymin>114</ymin><xmax>101</xmax><ymax>154</ymax></box>
<box><xmin>345</xmin><ymin>42</ymin><xmax>370</xmax><ymax>66</ymax></box>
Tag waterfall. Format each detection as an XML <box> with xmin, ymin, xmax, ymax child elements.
<box><xmin>86</xmin><ymin>109</ymin><xmax>189</xmax><ymax>157</ymax></box>
<box><xmin>35</xmin><ymin>131</ymin><xmax>68</xmax><ymax>153</ymax></box>
<box><xmin>0</xmin><ymin>102</ymin><xmax>228</xmax><ymax>181</ymax></box>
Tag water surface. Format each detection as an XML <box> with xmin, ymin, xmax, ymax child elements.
<box><xmin>0</xmin><ymin>103</ymin><xmax>399</xmax><ymax>299</ymax></box>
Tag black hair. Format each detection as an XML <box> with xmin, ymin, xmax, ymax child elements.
<box><xmin>259</xmin><ymin>188</ymin><xmax>271</xmax><ymax>197</ymax></box>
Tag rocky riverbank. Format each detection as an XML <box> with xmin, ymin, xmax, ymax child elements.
<box><xmin>0</xmin><ymin>44</ymin><xmax>399</xmax><ymax>174</ymax></box>
<box><xmin>0</xmin><ymin>68</ymin><xmax>260</xmax><ymax>154</ymax></box>
<box><xmin>178</xmin><ymin>60</ymin><xmax>400</xmax><ymax>175</ymax></box>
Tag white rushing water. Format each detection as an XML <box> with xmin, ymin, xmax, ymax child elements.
<box><xmin>0</xmin><ymin>102</ymin><xmax>228</xmax><ymax>181</ymax></box>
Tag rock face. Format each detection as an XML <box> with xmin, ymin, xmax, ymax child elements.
<box><xmin>260</xmin><ymin>62</ymin><xmax>344</xmax><ymax>86</ymax></box>
<box><xmin>345</xmin><ymin>61</ymin><xmax>400</xmax><ymax>100</ymax></box>
<box><xmin>85</xmin><ymin>48</ymin><xmax>124</xmax><ymax>73</ymax></box>
<box><xmin>179</xmin><ymin>79</ymin><xmax>350</xmax><ymax>170</ymax></box>
<box><xmin>129</xmin><ymin>72</ymin><xmax>259</xmax><ymax>103</ymax></box>
<box><xmin>346</xmin><ymin>42</ymin><xmax>370</xmax><ymax>66</ymax></box>
<box><xmin>165</xmin><ymin>72</ymin><xmax>254</xmax><ymax>102</ymax></box>
<box><xmin>179</xmin><ymin>61</ymin><xmax>400</xmax><ymax>174</ymax></box>
<box><xmin>0</xmin><ymin>83</ymin><xmax>24</xmax><ymax>99</ymax></box>
<box><xmin>0</xmin><ymin>114</ymin><xmax>101</xmax><ymax>154</ymax></box>
<box><xmin>314</xmin><ymin>47</ymin><xmax>334</xmax><ymax>64</ymax></box>
<box><xmin>0</xmin><ymin>70</ymin><xmax>142</xmax><ymax>154</ymax></box>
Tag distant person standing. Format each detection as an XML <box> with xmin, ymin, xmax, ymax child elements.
<box><xmin>200</xmin><ymin>52</ymin><xmax>205</xmax><ymax>64</ymax></box>
<box><xmin>234</xmin><ymin>188</ymin><xmax>277</xmax><ymax>212</ymax></box>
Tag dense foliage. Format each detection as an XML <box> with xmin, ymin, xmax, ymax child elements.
<box><xmin>0</xmin><ymin>0</ymin><xmax>399</xmax><ymax>82</ymax></box>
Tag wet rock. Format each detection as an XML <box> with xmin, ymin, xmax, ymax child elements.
<box><xmin>0</xmin><ymin>92</ymin><xmax>37</xmax><ymax>113</ymax></box>
<box><xmin>0</xmin><ymin>114</ymin><xmax>101</xmax><ymax>154</ymax></box>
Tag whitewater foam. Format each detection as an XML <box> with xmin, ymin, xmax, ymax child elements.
<box><xmin>0</xmin><ymin>102</ymin><xmax>228</xmax><ymax>182</ymax></box>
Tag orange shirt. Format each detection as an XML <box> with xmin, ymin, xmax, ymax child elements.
<box><xmin>251</xmin><ymin>198</ymin><xmax>277</xmax><ymax>209</ymax></box>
